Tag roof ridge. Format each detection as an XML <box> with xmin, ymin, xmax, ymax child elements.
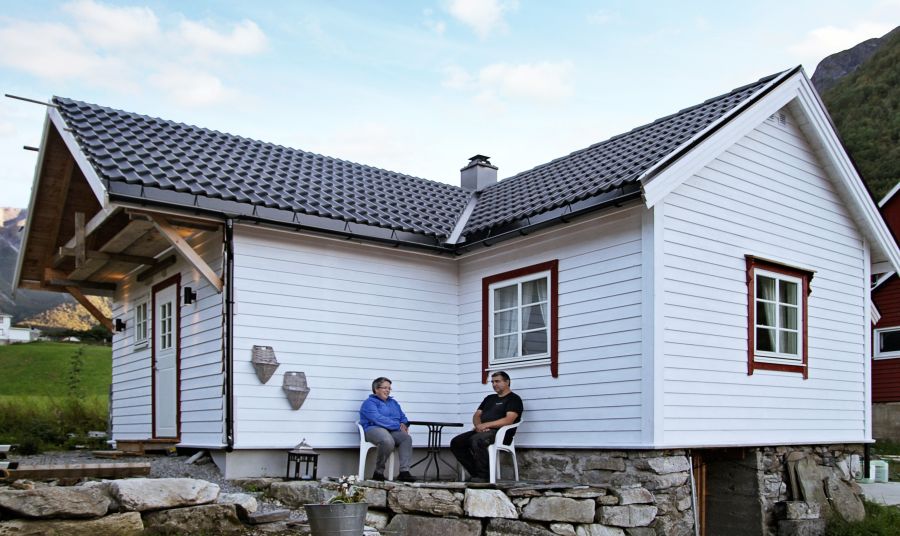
<box><xmin>481</xmin><ymin>69</ymin><xmax>787</xmax><ymax>191</ymax></box>
<box><xmin>52</xmin><ymin>96</ymin><xmax>466</xmax><ymax>194</ymax></box>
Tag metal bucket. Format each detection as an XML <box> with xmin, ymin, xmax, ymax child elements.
<box><xmin>305</xmin><ymin>502</ymin><xmax>368</xmax><ymax>535</ymax></box>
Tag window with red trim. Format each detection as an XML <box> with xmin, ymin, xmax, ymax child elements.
<box><xmin>746</xmin><ymin>256</ymin><xmax>812</xmax><ymax>378</ymax></box>
<box><xmin>481</xmin><ymin>260</ymin><xmax>558</xmax><ymax>383</ymax></box>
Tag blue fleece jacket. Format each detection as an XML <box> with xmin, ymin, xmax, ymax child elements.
<box><xmin>359</xmin><ymin>394</ymin><xmax>409</xmax><ymax>432</ymax></box>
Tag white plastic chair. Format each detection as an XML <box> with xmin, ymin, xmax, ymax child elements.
<box><xmin>357</xmin><ymin>423</ymin><xmax>395</xmax><ymax>481</ymax></box>
<box><xmin>489</xmin><ymin>422</ymin><xmax>520</xmax><ymax>484</ymax></box>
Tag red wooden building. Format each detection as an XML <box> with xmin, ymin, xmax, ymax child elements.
<box><xmin>873</xmin><ymin>182</ymin><xmax>900</xmax><ymax>440</ymax></box>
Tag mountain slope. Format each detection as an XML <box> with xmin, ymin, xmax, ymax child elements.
<box><xmin>817</xmin><ymin>27</ymin><xmax>900</xmax><ymax>200</ymax></box>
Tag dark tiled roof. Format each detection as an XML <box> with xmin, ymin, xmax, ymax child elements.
<box><xmin>53</xmin><ymin>97</ymin><xmax>471</xmax><ymax>239</ymax></box>
<box><xmin>461</xmin><ymin>71</ymin><xmax>783</xmax><ymax>236</ymax></box>
<box><xmin>53</xmin><ymin>69</ymin><xmax>787</xmax><ymax>246</ymax></box>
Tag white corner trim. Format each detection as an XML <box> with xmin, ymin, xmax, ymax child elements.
<box><xmin>864</xmin><ymin>239</ymin><xmax>872</xmax><ymax>441</ymax></box>
<box><xmin>872</xmin><ymin>302</ymin><xmax>881</xmax><ymax>325</ymax></box>
<box><xmin>640</xmin><ymin>68</ymin><xmax>795</xmax><ymax>208</ymax></box>
<box><xmin>47</xmin><ymin>106</ymin><xmax>109</xmax><ymax>209</ymax></box>
<box><xmin>12</xmin><ymin>113</ymin><xmax>52</xmax><ymax>295</ymax></box>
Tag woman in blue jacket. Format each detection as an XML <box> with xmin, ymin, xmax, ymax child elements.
<box><xmin>359</xmin><ymin>377</ymin><xmax>416</xmax><ymax>482</ymax></box>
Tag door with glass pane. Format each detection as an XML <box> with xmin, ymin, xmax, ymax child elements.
<box><xmin>153</xmin><ymin>280</ymin><xmax>179</xmax><ymax>438</ymax></box>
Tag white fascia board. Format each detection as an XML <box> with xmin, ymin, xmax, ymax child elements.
<box><xmin>642</xmin><ymin>69</ymin><xmax>900</xmax><ymax>275</ymax></box>
<box><xmin>640</xmin><ymin>69</ymin><xmax>794</xmax><ymax>208</ymax></box>
<box><xmin>879</xmin><ymin>181</ymin><xmax>900</xmax><ymax>207</ymax></box>
<box><xmin>12</xmin><ymin>113</ymin><xmax>52</xmax><ymax>295</ymax></box>
<box><xmin>47</xmin><ymin>106</ymin><xmax>109</xmax><ymax>209</ymax></box>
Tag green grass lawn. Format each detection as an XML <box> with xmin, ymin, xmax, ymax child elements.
<box><xmin>0</xmin><ymin>341</ymin><xmax>111</xmax><ymax>451</ymax></box>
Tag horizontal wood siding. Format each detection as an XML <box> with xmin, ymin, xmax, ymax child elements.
<box><xmin>873</xmin><ymin>358</ymin><xmax>900</xmax><ymax>402</ymax></box>
<box><xmin>874</xmin><ymin>276</ymin><xmax>900</xmax><ymax>328</ymax></box>
<box><xmin>660</xmin><ymin>109</ymin><xmax>868</xmax><ymax>446</ymax></box>
<box><xmin>873</xmin><ymin>276</ymin><xmax>900</xmax><ymax>402</ymax></box>
<box><xmin>110</xmin><ymin>230</ymin><xmax>224</xmax><ymax>445</ymax></box>
<box><xmin>458</xmin><ymin>206</ymin><xmax>645</xmax><ymax>447</ymax></box>
<box><xmin>231</xmin><ymin>226</ymin><xmax>458</xmax><ymax>448</ymax></box>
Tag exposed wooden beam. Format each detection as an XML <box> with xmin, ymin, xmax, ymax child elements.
<box><xmin>137</xmin><ymin>255</ymin><xmax>176</xmax><ymax>282</ymax></box>
<box><xmin>42</xmin><ymin>154</ymin><xmax>75</xmax><ymax>266</ymax></box>
<box><xmin>53</xmin><ymin>207</ymin><xmax>117</xmax><ymax>267</ymax></box>
<box><xmin>149</xmin><ymin>214</ymin><xmax>223</xmax><ymax>293</ymax></box>
<box><xmin>66</xmin><ymin>219</ymin><xmax>154</xmax><ymax>281</ymax></box>
<box><xmin>74</xmin><ymin>212</ymin><xmax>86</xmax><ymax>268</ymax></box>
<box><xmin>58</xmin><ymin>247</ymin><xmax>158</xmax><ymax>266</ymax></box>
<box><xmin>52</xmin><ymin>279</ymin><xmax>117</xmax><ymax>292</ymax></box>
<box><xmin>64</xmin><ymin>285</ymin><xmax>113</xmax><ymax>331</ymax></box>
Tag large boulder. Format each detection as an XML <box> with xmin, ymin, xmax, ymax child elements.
<box><xmin>575</xmin><ymin>525</ymin><xmax>625</xmax><ymax>536</ymax></box>
<box><xmin>385</xmin><ymin>513</ymin><xmax>480</xmax><ymax>536</ymax></box>
<box><xmin>0</xmin><ymin>512</ymin><xmax>142</xmax><ymax>536</ymax></box>
<box><xmin>388</xmin><ymin>487</ymin><xmax>464</xmax><ymax>516</ymax></box>
<box><xmin>596</xmin><ymin>505</ymin><xmax>657</xmax><ymax>528</ymax></box>
<box><xmin>142</xmin><ymin>503</ymin><xmax>244</xmax><ymax>535</ymax></box>
<box><xmin>268</xmin><ymin>481</ymin><xmax>322</xmax><ymax>507</ymax></box>
<box><xmin>465</xmin><ymin>488</ymin><xmax>518</xmax><ymax>518</ymax></box>
<box><xmin>0</xmin><ymin>487</ymin><xmax>109</xmax><ymax>519</ymax></box>
<box><xmin>521</xmin><ymin>496</ymin><xmax>595</xmax><ymax>523</ymax></box>
<box><xmin>824</xmin><ymin>475</ymin><xmax>865</xmax><ymax>522</ymax></box>
<box><xmin>110</xmin><ymin>478</ymin><xmax>219</xmax><ymax>512</ymax></box>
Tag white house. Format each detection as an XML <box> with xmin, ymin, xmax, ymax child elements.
<box><xmin>14</xmin><ymin>66</ymin><xmax>900</xmax><ymax>532</ymax></box>
<box><xmin>0</xmin><ymin>313</ymin><xmax>39</xmax><ymax>344</ymax></box>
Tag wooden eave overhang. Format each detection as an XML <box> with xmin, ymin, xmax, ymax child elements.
<box><xmin>15</xmin><ymin>113</ymin><xmax>224</xmax><ymax>329</ymax></box>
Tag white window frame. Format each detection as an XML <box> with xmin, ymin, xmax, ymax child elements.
<box><xmin>488</xmin><ymin>270</ymin><xmax>552</xmax><ymax>367</ymax></box>
<box><xmin>133</xmin><ymin>298</ymin><xmax>150</xmax><ymax>348</ymax></box>
<box><xmin>874</xmin><ymin>327</ymin><xmax>900</xmax><ymax>359</ymax></box>
<box><xmin>753</xmin><ymin>268</ymin><xmax>804</xmax><ymax>364</ymax></box>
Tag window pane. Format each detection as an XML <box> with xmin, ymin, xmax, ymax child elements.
<box><xmin>757</xmin><ymin>302</ymin><xmax>775</xmax><ymax>327</ymax></box>
<box><xmin>522</xmin><ymin>278</ymin><xmax>547</xmax><ymax>305</ymax></box>
<box><xmin>780</xmin><ymin>305</ymin><xmax>797</xmax><ymax>330</ymax></box>
<box><xmin>757</xmin><ymin>275</ymin><xmax>776</xmax><ymax>301</ymax></box>
<box><xmin>780</xmin><ymin>331</ymin><xmax>798</xmax><ymax>355</ymax></box>
<box><xmin>780</xmin><ymin>281</ymin><xmax>798</xmax><ymax>305</ymax></box>
<box><xmin>494</xmin><ymin>310</ymin><xmax>517</xmax><ymax>335</ymax></box>
<box><xmin>494</xmin><ymin>335</ymin><xmax>518</xmax><ymax>359</ymax></box>
<box><xmin>522</xmin><ymin>303</ymin><xmax>547</xmax><ymax>330</ymax></box>
<box><xmin>494</xmin><ymin>285</ymin><xmax>518</xmax><ymax>310</ymax></box>
<box><xmin>756</xmin><ymin>327</ymin><xmax>776</xmax><ymax>352</ymax></box>
<box><xmin>881</xmin><ymin>330</ymin><xmax>900</xmax><ymax>353</ymax></box>
<box><xmin>523</xmin><ymin>330</ymin><xmax>548</xmax><ymax>355</ymax></box>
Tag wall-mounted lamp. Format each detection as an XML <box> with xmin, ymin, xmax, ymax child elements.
<box><xmin>115</xmin><ymin>318</ymin><xmax>126</xmax><ymax>332</ymax></box>
<box><xmin>183</xmin><ymin>287</ymin><xmax>197</xmax><ymax>305</ymax></box>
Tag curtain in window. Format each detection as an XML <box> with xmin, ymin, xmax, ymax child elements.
<box><xmin>494</xmin><ymin>285</ymin><xmax>518</xmax><ymax>359</ymax></box>
<box><xmin>521</xmin><ymin>278</ymin><xmax>548</xmax><ymax>355</ymax></box>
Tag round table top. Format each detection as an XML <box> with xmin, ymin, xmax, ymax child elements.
<box><xmin>408</xmin><ymin>420</ymin><xmax>464</xmax><ymax>427</ymax></box>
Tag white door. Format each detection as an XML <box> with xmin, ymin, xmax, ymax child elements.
<box><xmin>153</xmin><ymin>283</ymin><xmax>178</xmax><ymax>438</ymax></box>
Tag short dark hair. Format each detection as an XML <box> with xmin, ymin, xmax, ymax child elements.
<box><xmin>491</xmin><ymin>371</ymin><xmax>510</xmax><ymax>383</ymax></box>
<box><xmin>372</xmin><ymin>377</ymin><xmax>392</xmax><ymax>393</ymax></box>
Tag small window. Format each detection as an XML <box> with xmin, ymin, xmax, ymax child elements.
<box><xmin>746</xmin><ymin>256</ymin><xmax>813</xmax><ymax>378</ymax></box>
<box><xmin>159</xmin><ymin>301</ymin><xmax>173</xmax><ymax>350</ymax></box>
<box><xmin>482</xmin><ymin>260</ymin><xmax>558</xmax><ymax>383</ymax></box>
<box><xmin>134</xmin><ymin>299</ymin><xmax>150</xmax><ymax>347</ymax></box>
<box><xmin>875</xmin><ymin>327</ymin><xmax>900</xmax><ymax>359</ymax></box>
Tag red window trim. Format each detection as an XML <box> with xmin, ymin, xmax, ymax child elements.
<box><xmin>481</xmin><ymin>259</ymin><xmax>559</xmax><ymax>384</ymax></box>
<box><xmin>745</xmin><ymin>256</ymin><xmax>812</xmax><ymax>379</ymax></box>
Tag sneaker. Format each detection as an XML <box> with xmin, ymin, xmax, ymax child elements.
<box><xmin>397</xmin><ymin>471</ymin><xmax>416</xmax><ymax>482</ymax></box>
<box><xmin>371</xmin><ymin>471</ymin><xmax>386</xmax><ymax>481</ymax></box>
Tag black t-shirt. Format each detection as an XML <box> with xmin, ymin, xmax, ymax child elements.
<box><xmin>478</xmin><ymin>392</ymin><xmax>523</xmax><ymax>443</ymax></box>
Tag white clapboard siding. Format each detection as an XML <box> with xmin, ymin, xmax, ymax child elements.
<box><xmin>231</xmin><ymin>226</ymin><xmax>459</xmax><ymax>449</ymax></box>
<box><xmin>458</xmin><ymin>205</ymin><xmax>646</xmax><ymax>447</ymax></box>
<box><xmin>660</xmin><ymin>108</ymin><xmax>867</xmax><ymax>446</ymax></box>
<box><xmin>109</xmin><ymin>230</ymin><xmax>225</xmax><ymax>445</ymax></box>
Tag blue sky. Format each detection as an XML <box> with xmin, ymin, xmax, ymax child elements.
<box><xmin>1</xmin><ymin>0</ymin><xmax>898</xmax><ymax>208</ymax></box>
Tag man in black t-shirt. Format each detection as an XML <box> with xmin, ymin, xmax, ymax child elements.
<box><xmin>451</xmin><ymin>370</ymin><xmax>523</xmax><ymax>483</ymax></box>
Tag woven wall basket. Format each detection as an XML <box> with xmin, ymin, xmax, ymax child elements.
<box><xmin>283</xmin><ymin>371</ymin><xmax>311</xmax><ymax>410</ymax></box>
<box><xmin>251</xmin><ymin>345</ymin><xmax>280</xmax><ymax>384</ymax></box>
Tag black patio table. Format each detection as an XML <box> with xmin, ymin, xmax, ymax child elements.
<box><xmin>408</xmin><ymin>420</ymin><xmax>464</xmax><ymax>481</ymax></box>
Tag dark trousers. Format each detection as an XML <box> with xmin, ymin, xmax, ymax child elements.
<box><xmin>450</xmin><ymin>430</ymin><xmax>496</xmax><ymax>479</ymax></box>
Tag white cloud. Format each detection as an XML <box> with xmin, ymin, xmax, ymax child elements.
<box><xmin>479</xmin><ymin>61</ymin><xmax>575</xmax><ymax>102</ymax></box>
<box><xmin>587</xmin><ymin>9</ymin><xmax>612</xmax><ymax>25</ymax></box>
<box><xmin>150</xmin><ymin>67</ymin><xmax>235</xmax><ymax>106</ymax></box>
<box><xmin>62</xmin><ymin>0</ymin><xmax>159</xmax><ymax>46</ymax></box>
<box><xmin>177</xmin><ymin>19</ymin><xmax>267</xmax><ymax>56</ymax></box>
<box><xmin>441</xmin><ymin>65</ymin><xmax>473</xmax><ymax>89</ymax></box>
<box><xmin>0</xmin><ymin>21</ymin><xmax>124</xmax><ymax>83</ymax></box>
<box><xmin>789</xmin><ymin>22</ymin><xmax>894</xmax><ymax>66</ymax></box>
<box><xmin>445</xmin><ymin>0</ymin><xmax>517</xmax><ymax>39</ymax></box>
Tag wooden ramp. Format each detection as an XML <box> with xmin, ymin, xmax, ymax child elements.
<box><xmin>2</xmin><ymin>462</ymin><xmax>151</xmax><ymax>480</ymax></box>
<box><xmin>115</xmin><ymin>439</ymin><xmax>179</xmax><ymax>455</ymax></box>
